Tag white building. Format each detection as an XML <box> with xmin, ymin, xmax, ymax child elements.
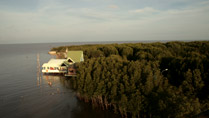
<box><xmin>42</xmin><ymin>51</ymin><xmax>84</xmax><ymax>74</ymax></box>
<box><xmin>42</xmin><ymin>59</ymin><xmax>67</xmax><ymax>73</ymax></box>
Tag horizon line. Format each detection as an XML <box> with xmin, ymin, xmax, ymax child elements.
<box><xmin>0</xmin><ymin>39</ymin><xmax>209</xmax><ymax>45</ymax></box>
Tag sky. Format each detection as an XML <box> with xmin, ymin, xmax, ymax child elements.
<box><xmin>0</xmin><ymin>0</ymin><xmax>209</xmax><ymax>44</ymax></box>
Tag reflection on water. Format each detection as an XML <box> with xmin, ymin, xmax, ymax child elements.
<box><xmin>42</xmin><ymin>75</ymin><xmax>68</xmax><ymax>89</ymax></box>
<box><xmin>40</xmin><ymin>75</ymin><xmax>74</xmax><ymax>101</ymax></box>
<box><xmin>0</xmin><ymin>43</ymin><xmax>118</xmax><ymax>118</ymax></box>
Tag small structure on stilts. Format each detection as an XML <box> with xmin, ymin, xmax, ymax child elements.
<box><xmin>64</xmin><ymin>50</ymin><xmax>84</xmax><ymax>77</ymax></box>
<box><xmin>65</xmin><ymin>64</ymin><xmax>77</xmax><ymax>77</ymax></box>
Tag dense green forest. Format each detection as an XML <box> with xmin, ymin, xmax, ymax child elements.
<box><xmin>52</xmin><ymin>41</ymin><xmax>209</xmax><ymax>118</ymax></box>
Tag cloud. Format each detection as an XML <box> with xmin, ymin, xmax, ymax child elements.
<box><xmin>199</xmin><ymin>0</ymin><xmax>209</xmax><ymax>5</ymax></box>
<box><xmin>0</xmin><ymin>0</ymin><xmax>209</xmax><ymax>44</ymax></box>
<box><xmin>130</xmin><ymin>7</ymin><xmax>160</xmax><ymax>13</ymax></box>
<box><xmin>108</xmin><ymin>5</ymin><xmax>119</xmax><ymax>9</ymax></box>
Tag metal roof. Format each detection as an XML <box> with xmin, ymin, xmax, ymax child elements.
<box><xmin>67</xmin><ymin>51</ymin><xmax>84</xmax><ymax>63</ymax></box>
<box><xmin>42</xmin><ymin>59</ymin><xmax>66</xmax><ymax>67</ymax></box>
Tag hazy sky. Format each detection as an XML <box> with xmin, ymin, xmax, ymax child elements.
<box><xmin>0</xmin><ymin>0</ymin><xmax>209</xmax><ymax>44</ymax></box>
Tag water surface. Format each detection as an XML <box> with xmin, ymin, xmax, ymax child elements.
<box><xmin>0</xmin><ymin>43</ymin><xmax>118</xmax><ymax>118</ymax></box>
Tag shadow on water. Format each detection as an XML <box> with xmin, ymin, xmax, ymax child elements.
<box><xmin>41</xmin><ymin>75</ymin><xmax>119</xmax><ymax>118</ymax></box>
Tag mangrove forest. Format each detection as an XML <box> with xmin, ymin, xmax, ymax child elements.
<box><xmin>52</xmin><ymin>41</ymin><xmax>209</xmax><ymax>118</ymax></box>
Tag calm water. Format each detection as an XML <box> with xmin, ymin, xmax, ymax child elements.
<box><xmin>0</xmin><ymin>43</ymin><xmax>118</xmax><ymax>118</ymax></box>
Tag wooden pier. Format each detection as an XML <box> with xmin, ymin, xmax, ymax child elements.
<box><xmin>37</xmin><ymin>53</ymin><xmax>42</xmax><ymax>86</ymax></box>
